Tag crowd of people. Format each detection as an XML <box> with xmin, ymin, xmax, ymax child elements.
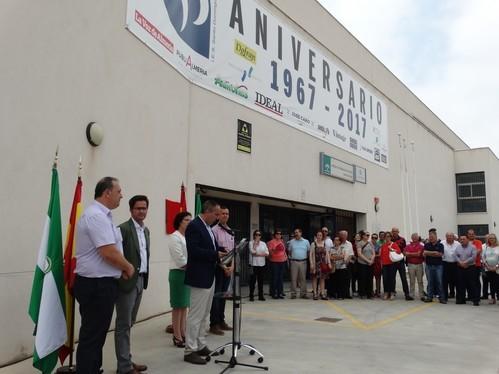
<box><xmin>71</xmin><ymin>178</ymin><xmax>499</xmax><ymax>372</ymax></box>
<box><xmin>261</xmin><ymin>226</ymin><xmax>499</xmax><ymax>306</ymax></box>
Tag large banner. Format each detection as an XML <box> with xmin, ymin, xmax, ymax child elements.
<box><xmin>126</xmin><ymin>0</ymin><xmax>389</xmax><ymax>167</ymax></box>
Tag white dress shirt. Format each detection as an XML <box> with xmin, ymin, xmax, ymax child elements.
<box><xmin>132</xmin><ymin>218</ymin><xmax>148</xmax><ymax>273</ymax></box>
<box><xmin>75</xmin><ymin>201</ymin><xmax>123</xmax><ymax>278</ymax></box>
<box><xmin>442</xmin><ymin>240</ymin><xmax>459</xmax><ymax>262</ymax></box>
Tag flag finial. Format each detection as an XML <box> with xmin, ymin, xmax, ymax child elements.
<box><xmin>53</xmin><ymin>145</ymin><xmax>59</xmax><ymax>169</ymax></box>
<box><xmin>78</xmin><ymin>156</ymin><xmax>83</xmax><ymax>177</ymax></box>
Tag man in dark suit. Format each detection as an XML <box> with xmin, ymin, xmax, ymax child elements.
<box><xmin>115</xmin><ymin>195</ymin><xmax>150</xmax><ymax>374</ymax></box>
<box><xmin>184</xmin><ymin>200</ymin><xmax>225</xmax><ymax>365</ymax></box>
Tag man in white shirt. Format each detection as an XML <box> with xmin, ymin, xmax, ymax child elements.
<box><xmin>74</xmin><ymin>177</ymin><xmax>134</xmax><ymax>374</ymax></box>
<box><xmin>442</xmin><ymin>232</ymin><xmax>459</xmax><ymax>300</ymax></box>
<box><xmin>115</xmin><ymin>195</ymin><xmax>150</xmax><ymax>374</ymax></box>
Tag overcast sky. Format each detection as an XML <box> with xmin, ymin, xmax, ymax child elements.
<box><xmin>317</xmin><ymin>0</ymin><xmax>499</xmax><ymax>156</ymax></box>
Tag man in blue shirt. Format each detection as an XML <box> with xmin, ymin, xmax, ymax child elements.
<box><xmin>455</xmin><ymin>235</ymin><xmax>479</xmax><ymax>306</ymax></box>
<box><xmin>288</xmin><ymin>228</ymin><xmax>310</xmax><ymax>299</ymax></box>
<box><xmin>423</xmin><ymin>228</ymin><xmax>445</xmax><ymax>303</ymax></box>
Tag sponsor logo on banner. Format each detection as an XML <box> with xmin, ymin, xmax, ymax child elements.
<box><xmin>255</xmin><ymin>92</ymin><xmax>283</xmax><ymax>116</ymax></box>
<box><xmin>163</xmin><ymin>0</ymin><xmax>211</xmax><ymax>58</ymax></box>
<box><xmin>317</xmin><ymin>124</ymin><xmax>330</xmax><ymax>136</ymax></box>
<box><xmin>135</xmin><ymin>11</ymin><xmax>174</xmax><ymax>53</ymax></box>
<box><xmin>234</xmin><ymin>39</ymin><xmax>256</xmax><ymax>64</ymax></box>
<box><xmin>214</xmin><ymin>77</ymin><xmax>248</xmax><ymax>99</ymax></box>
<box><xmin>350</xmin><ymin>137</ymin><xmax>358</xmax><ymax>150</ymax></box>
<box><xmin>176</xmin><ymin>49</ymin><xmax>208</xmax><ymax>75</ymax></box>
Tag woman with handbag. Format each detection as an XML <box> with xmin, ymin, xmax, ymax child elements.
<box><xmin>309</xmin><ymin>229</ymin><xmax>331</xmax><ymax>300</ymax></box>
<box><xmin>380</xmin><ymin>232</ymin><xmax>402</xmax><ymax>300</ymax></box>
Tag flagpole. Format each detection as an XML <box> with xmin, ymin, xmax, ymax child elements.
<box><xmin>68</xmin><ymin>157</ymin><xmax>82</xmax><ymax>369</ymax></box>
<box><xmin>57</xmin><ymin>157</ymin><xmax>82</xmax><ymax>374</ymax></box>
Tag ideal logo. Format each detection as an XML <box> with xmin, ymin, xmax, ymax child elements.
<box><xmin>255</xmin><ymin>92</ymin><xmax>283</xmax><ymax>116</ymax></box>
<box><xmin>163</xmin><ymin>0</ymin><xmax>211</xmax><ymax>59</ymax></box>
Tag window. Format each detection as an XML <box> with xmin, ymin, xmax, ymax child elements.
<box><xmin>456</xmin><ymin>172</ymin><xmax>486</xmax><ymax>212</ymax></box>
<box><xmin>457</xmin><ymin>224</ymin><xmax>489</xmax><ymax>243</ymax></box>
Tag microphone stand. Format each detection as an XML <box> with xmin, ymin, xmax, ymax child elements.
<box><xmin>207</xmin><ymin>239</ymin><xmax>269</xmax><ymax>373</ymax></box>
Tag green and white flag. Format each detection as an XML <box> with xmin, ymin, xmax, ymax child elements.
<box><xmin>28</xmin><ymin>167</ymin><xmax>67</xmax><ymax>373</ymax></box>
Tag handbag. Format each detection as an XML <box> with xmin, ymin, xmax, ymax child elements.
<box><xmin>320</xmin><ymin>262</ymin><xmax>332</xmax><ymax>274</ymax></box>
<box><xmin>389</xmin><ymin>245</ymin><xmax>404</xmax><ymax>262</ymax></box>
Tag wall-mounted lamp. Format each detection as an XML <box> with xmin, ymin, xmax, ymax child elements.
<box><xmin>86</xmin><ymin>122</ymin><xmax>104</xmax><ymax>147</ymax></box>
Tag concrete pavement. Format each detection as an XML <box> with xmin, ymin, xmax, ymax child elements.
<box><xmin>2</xmin><ymin>285</ymin><xmax>499</xmax><ymax>374</ymax></box>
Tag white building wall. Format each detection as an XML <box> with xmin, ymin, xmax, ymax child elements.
<box><xmin>455</xmin><ymin>148</ymin><xmax>499</xmax><ymax>233</ymax></box>
<box><xmin>0</xmin><ymin>0</ymin><xmax>479</xmax><ymax>365</ymax></box>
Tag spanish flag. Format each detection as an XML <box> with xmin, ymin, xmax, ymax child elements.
<box><xmin>58</xmin><ymin>176</ymin><xmax>82</xmax><ymax>365</ymax></box>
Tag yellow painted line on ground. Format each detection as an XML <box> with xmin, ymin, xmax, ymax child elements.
<box><xmin>325</xmin><ymin>300</ymin><xmax>434</xmax><ymax>331</ymax></box>
<box><xmin>325</xmin><ymin>301</ymin><xmax>370</xmax><ymax>330</ymax></box>
<box><xmin>365</xmin><ymin>302</ymin><xmax>434</xmax><ymax>330</ymax></box>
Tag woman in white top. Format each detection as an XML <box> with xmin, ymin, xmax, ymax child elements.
<box><xmin>249</xmin><ymin>230</ymin><xmax>269</xmax><ymax>301</ymax></box>
<box><xmin>482</xmin><ymin>233</ymin><xmax>499</xmax><ymax>304</ymax></box>
<box><xmin>168</xmin><ymin>211</ymin><xmax>192</xmax><ymax>347</ymax></box>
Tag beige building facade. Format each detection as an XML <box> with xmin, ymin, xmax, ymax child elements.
<box><xmin>0</xmin><ymin>0</ymin><xmax>496</xmax><ymax>366</ymax></box>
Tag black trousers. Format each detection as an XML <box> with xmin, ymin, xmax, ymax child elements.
<box><xmin>486</xmin><ymin>271</ymin><xmax>499</xmax><ymax>299</ymax></box>
<box><xmin>74</xmin><ymin>275</ymin><xmax>118</xmax><ymax>374</ymax></box>
<box><xmin>249</xmin><ymin>266</ymin><xmax>266</xmax><ymax>298</ymax></box>
<box><xmin>332</xmin><ymin>268</ymin><xmax>349</xmax><ymax>298</ymax></box>
<box><xmin>456</xmin><ymin>267</ymin><xmax>479</xmax><ymax>304</ymax></box>
<box><xmin>473</xmin><ymin>266</ymin><xmax>482</xmax><ymax>299</ymax></box>
<box><xmin>349</xmin><ymin>262</ymin><xmax>358</xmax><ymax>294</ymax></box>
<box><xmin>382</xmin><ymin>264</ymin><xmax>396</xmax><ymax>294</ymax></box>
<box><xmin>357</xmin><ymin>263</ymin><xmax>373</xmax><ymax>297</ymax></box>
<box><xmin>443</xmin><ymin>261</ymin><xmax>457</xmax><ymax>299</ymax></box>
<box><xmin>210</xmin><ymin>267</ymin><xmax>231</xmax><ymax>327</ymax></box>
<box><xmin>394</xmin><ymin>261</ymin><xmax>410</xmax><ymax>295</ymax></box>
<box><xmin>482</xmin><ymin>271</ymin><xmax>490</xmax><ymax>298</ymax></box>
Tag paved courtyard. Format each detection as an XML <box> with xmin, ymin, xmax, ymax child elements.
<box><xmin>2</xmin><ymin>284</ymin><xmax>499</xmax><ymax>374</ymax></box>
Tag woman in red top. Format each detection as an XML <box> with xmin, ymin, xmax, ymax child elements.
<box><xmin>380</xmin><ymin>232</ymin><xmax>401</xmax><ymax>300</ymax></box>
<box><xmin>267</xmin><ymin>231</ymin><xmax>287</xmax><ymax>299</ymax></box>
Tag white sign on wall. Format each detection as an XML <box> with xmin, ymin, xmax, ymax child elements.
<box><xmin>126</xmin><ymin>0</ymin><xmax>389</xmax><ymax>167</ymax></box>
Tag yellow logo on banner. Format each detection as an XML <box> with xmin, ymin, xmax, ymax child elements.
<box><xmin>234</xmin><ymin>40</ymin><xmax>256</xmax><ymax>64</ymax></box>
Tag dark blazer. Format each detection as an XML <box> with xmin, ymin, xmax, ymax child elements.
<box><xmin>118</xmin><ymin>218</ymin><xmax>150</xmax><ymax>293</ymax></box>
<box><xmin>185</xmin><ymin>216</ymin><xmax>220</xmax><ymax>288</ymax></box>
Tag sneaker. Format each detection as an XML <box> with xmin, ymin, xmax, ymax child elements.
<box><xmin>439</xmin><ymin>299</ymin><xmax>447</xmax><ymax>304</ymax></box>
<box><xmin>184</xmin><ymin>352</ymin><xmax>207</xmax><ymax>365</ymax></box>
<box><xmin>258</xmin><ymin>296</ymin><xmax>266</xmax><ymax>301</ymax></box>
<box><xmin>423</xmin><ymin>298</ymin><xmax>433</xmax><ymax>303</ymax></box>
<box><xmin>405</xmin><ymin>295</ymin><xmax>414</xmax><ymax>301</ymax></box>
